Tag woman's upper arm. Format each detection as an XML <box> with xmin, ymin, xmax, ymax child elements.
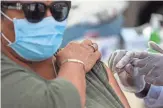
<box><xmin>104</xmin><ymin>65</ymin><xmax>121</xmax><ymax>88</ymax></box>
<box><xmin>104</xmin><ymin>65</ymin><xmax>130</xmax><ymax>108</ymax></box>
<box><xmin>1</xmin><ymin>70</ymin><xmax>81</xmax><ymax>108</ymax></box>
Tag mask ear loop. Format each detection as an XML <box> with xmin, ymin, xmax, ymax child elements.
<box><xmin>0</xmin><ymin>11</ymin><xmax>13</xmax><ymax>21</ymax></box>
<box><xmin>1</xmin><ymin>33</ymin><xmax>12</xmax><ymax>44</ymax></box>
<box><xmin>1</xmin><ymin>11</ymin><xmax>13</xmax><ymax>45</ymax></box>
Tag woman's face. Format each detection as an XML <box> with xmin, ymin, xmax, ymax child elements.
<box><xmin>2</xmin><ymin>0</ymin><xmax>54</xmax><ymax>42</ymax></box>
<box><xmin>1</xmin><ymin>0</ymin><xmax>68</xmax><ymax>61</ymax></box>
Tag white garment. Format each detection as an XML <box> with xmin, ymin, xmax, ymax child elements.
<box><xmin>67</xmin><ymin>0</ymin><xmax>128</xmax><ymax>27</ymax></box>
<box><xmin>144</xmin><ymin>85</ymin><xmax>163</xmax><ymax>108</ymax></box>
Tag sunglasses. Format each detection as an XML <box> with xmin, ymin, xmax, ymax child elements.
<box><xmin>2</xmin><ymin>1</ymin><xmax>71</xmax><ymax>23</ymax></box>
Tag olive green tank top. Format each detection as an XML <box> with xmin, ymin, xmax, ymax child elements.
<box><xmin>1</xmin><ymin>53</ymin><xmax>124</xmax><ymax>108</ymax></box>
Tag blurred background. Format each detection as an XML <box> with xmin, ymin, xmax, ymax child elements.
<box><xmin>61</xmin><ymin>1</ymin><xmax>163</xmax><ymax>108</ymax></box>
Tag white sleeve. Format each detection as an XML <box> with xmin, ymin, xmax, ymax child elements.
<box><xmin>144</xmin><ymin>85</ymin><xmax>163</xmax><ymax>108</ymax></box>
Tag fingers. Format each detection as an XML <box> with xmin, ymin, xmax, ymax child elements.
<box><xmin>144</xmin><ymin>66</ymin><xmax>157</xmax><ymax>85</ymax></box>
<box><xmin>58</xmin><ymin>40</ymin><xmax>101</xmax><ymax>72</ymax></box>
<box><xmin>134</xmin><ymin>51</ymin><xmax>148</xmax><ymax>59</ymax></box>
<box><xmin>93</xmin><ymin>51</ymin><xmax>101</xmax><ymax>61</ymax></box>
<box><xmin>116</xmin><ymin>51</ymin><xmax>148</xmax><ymax>69</ymax></box>
<box><xmin>148</xmin><ymin>41</ymin><xmax>163</xmax><ymax>54</ymax></box>
<box><xmin>113</xmin><ymin>50</ymin><xmax>127</xmax><ymax>67</ymax></box>
<box><xmin>132</xmin><ymin>59</ymin><xmax>146</xmax><ymax>68</ymax></box>
<box><xmin>116</xmin><ymin>51</ymin><xmax>135</xmax><ymax>69</ymax></box>
<box><xmin>137</xmin><ymin>63</ymin><xmax>153</xmax><ymax>76</ymax></box>
<box><xmin>132</xmin><ymin>53</ymin><xmax>154</xmax><ymax>67</ymax></box>
<box><xmin>82</xmin><ymin>39</ymin><xmax>93</xmax><ymax>46</ymax></box>
<box><xmin>124</xmin><ymin>64</ymin><xmax>134</xmax><ymax>76</ymax></box>
<box><xmin>87</xmin><ymin>51</ymin><xmax>101</xmax><ymax>71</ymax></box>
<box><xmin>90</xmin><ymin>43</ymin><xmax>98</xmax><ymax>52</ymax></box>
<box><xmin>108</xmin><ymin>50</ymin><xmax>127</xmax><ymax>74</ymax></box>
<box><xmin>113</xmin><ymin>50</ymin><xmax>127</xmax><ymax>71</ymax></box>
<box><xmin>81</xmin><ymin>40</ymin><xmax>98</xmax><ymax>52</ymax></box>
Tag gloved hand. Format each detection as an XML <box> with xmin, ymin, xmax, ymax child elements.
<box><xmin>116</xmin><ymin>41</ymin><xmax>163</xmax><ymax>86</ymax></box>
<box><xmin>108</xmin><ymin>50</ymin><xmax>146</xmax><ymax>93</ymax></box>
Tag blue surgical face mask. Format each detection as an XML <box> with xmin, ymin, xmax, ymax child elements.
<box><xmin>1</xmin><ymin>12</ymin><xmax>67</xmax><ymax>61</ymax></box>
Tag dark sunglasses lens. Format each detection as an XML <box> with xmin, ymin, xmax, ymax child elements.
<box><xmin>51</xmin><ymin>2</ymin><xmax>69</xmax><ymax>22</ymax></box>
<box><xmin>23</xmin><ymin>3</ymin><xmax>46</xmax><ymax>23</ymax></box>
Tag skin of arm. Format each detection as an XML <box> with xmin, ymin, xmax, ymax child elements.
<box><xmin>58</xmin><ymin>62</ymin><xmax>131</xmax><ymax>108</ymax></box>
<box><xmin>58</xmin><ymin>62</ymin><xmax>86</xmax><ymax>108</ymax></box>
<box><xmin>105</xmin><ymin>66</ymin><xmax>130</xmax><ymax>108</ymax></box>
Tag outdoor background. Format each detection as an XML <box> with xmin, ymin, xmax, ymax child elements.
<box><xmin>61</xmin><ymin>1</ymin><xmax>163</xmax><ymax>108</ymax></box>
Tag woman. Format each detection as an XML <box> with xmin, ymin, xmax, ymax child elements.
<box><xmin>1</xmin><ymin>1</ymin><xmax>129</xmax><ymax>108</ymax></box>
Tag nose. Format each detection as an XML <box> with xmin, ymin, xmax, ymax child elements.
<box><xmin>45</xmin><ymin>9</ymin><xmax>52</xmax><ymax>17</ymax></box>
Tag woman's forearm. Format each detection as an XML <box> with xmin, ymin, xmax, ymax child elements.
<box><xmin>105</xmin><ymin>66</ymin><xmax>130</xmax><ymax>108</ymax></box>
<box><xmin>58</xmin><ymin>62</ymin><xmax>86</xmax><ymax>108</ymax></box>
